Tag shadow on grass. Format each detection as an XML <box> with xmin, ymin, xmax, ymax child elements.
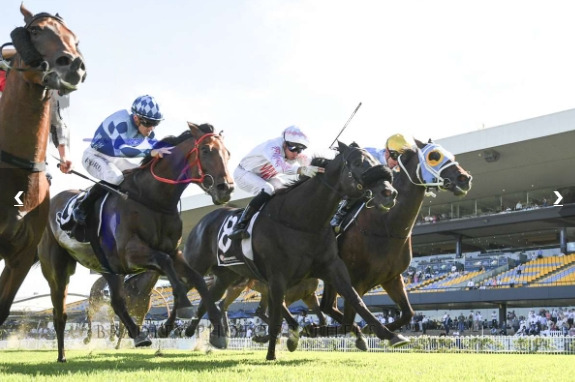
<box><xmin>0</xmin><ymin>350</ymin><xmax>318</xmax><ymax>377</ymax></box>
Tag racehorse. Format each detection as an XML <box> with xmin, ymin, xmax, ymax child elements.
<box><xmin>38</xmin><ymin>123</ymin><xmax>234</xmax><ymax>362</ymax></box>
<box><xmin>181</xmin><ymin>142</ymin><xmax>405</xmax><ymax>360</ymax></box>
<box><xmin>0</xmin><ymin>4</ymin><xmax>86</xmax><ymax>326</ymax></box>
<box><xmin>320</xmin><ymin>139</ymin><xmax>472</xmax><ymax>349</ymax></box>
<box><xmin>83</xmin><ymin>271</ymin><xmax>160</xmax><ymax>349</ymax></box>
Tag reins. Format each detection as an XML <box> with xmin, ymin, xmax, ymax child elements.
<box><xmin>149</xmin><ymin>132</ymin><xmax>217</xmax><ymax>187</ymax></box>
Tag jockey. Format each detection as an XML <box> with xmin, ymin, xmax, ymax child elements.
<box><xmin>227</xmin><ymin>125</ymin><xmax>325</xmax><ymax>240</ymax></box>
<box><xmin>330</xmin><ymin>133</ymin><xmax>415</xmax><ymax>231</ymax></box>
<box><xmin>72</xmin><ymin>94</ymin><xmax>172</xmax><ymax>225</ymax></box>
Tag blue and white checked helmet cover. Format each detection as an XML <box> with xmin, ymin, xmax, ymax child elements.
<box><xmin>131</xmin><ymin>95</ymin><xmax>163</xmax><ymax>121</ymax></box>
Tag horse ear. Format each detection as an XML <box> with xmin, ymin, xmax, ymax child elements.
<box><xmin>337</xmin><ymin>141</ymin><xmax>348</xmax><ymax>152</ymax></box>
<box><xmin>20</xmin><ymin>4</ymin><xmax>34</xmax><ymax>24</ymax></box>
<box><xmin>187</xmin><ymin>122</ymin><xmax>201</xmax><ymax>137</ymax></box>
<box><xmin>428</xmin><ymin>138</ymin><xmax>433</xmax><ymax>143</ymax></box>
<box><xmin>414</xmin><ymin>138</ymin><xmax>425</xmax><ymax>149</ymax></box>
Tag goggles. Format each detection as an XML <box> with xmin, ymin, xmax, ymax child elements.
<box><xmin>387</xmin><ymin>149</ymin><xmax>400</xmax><ymax>160</ymax></box>
<box><xmin>286</xmin><ymin>142</ymin><xmax>306</xmax><ymax>154</ymax></box>
<box><xmin>138</xmin><ymin>116</ymin><xmax>160</xmax><ymax>128</ymax></box>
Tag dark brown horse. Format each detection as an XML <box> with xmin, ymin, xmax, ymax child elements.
<box><xmin>320</xmin><ymin>139</ymin><xmax>472</xmax><ymax>349</ymax></box>
<box><xmin>83</xmin><ymin>271</ymin><xmax>160</xmax><ymax>349</ymax></box>
<box><xmin>38</xmin><ymin>123</ymin><xmax>234</xmax><ymax>362</ymax></box>
<box><xmin>182</xmin><ymin>142</ymin><xmax>405</xmax><ymax>360</ymax></box>
<box><xmin>0</xmin><ymin>4</ymin><xmax>86</xmax><ymax>326</ymax></box>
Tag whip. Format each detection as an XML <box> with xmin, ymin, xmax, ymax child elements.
<box><xmin>329</xmin><ymin>102</ymin><xmax>362</xmax><ymax>148</ymax></box>
<box><xmin>51</xmin><ymin>155</ymin><xmax>129</xmax><ymax>200</ymax></box>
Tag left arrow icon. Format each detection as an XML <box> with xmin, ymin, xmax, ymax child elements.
<box><xmin>14</xmin><ymin>191</ymin><xmax>24</xmax><ymax>206</ymax></box>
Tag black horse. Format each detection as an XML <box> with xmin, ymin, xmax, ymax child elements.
<box><xmin>320</xmin><ymin>139</ymin><xmax>472</xmax><ymax>349</ymax></box>
<box><xmin>180</xmin><ymin>142</ymin><xmax>405</xmax><ymax>360</ymax></box>
<box><xmin>38</xmin><ymin>123</ymin><xmax>234</xmax><ymax>362</ymax></box>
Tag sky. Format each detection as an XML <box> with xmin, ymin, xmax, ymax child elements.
<box><xmin>3</xmin><ymin>0</ymin><xmax>575</xmax><ymax>309</ymax></box>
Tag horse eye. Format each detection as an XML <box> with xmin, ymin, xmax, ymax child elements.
<box><xmin>28</xmin><ymin>26</ymin><xmax>41</xmax><ymax>34</ymax></box>
<box><xmin>427</xmin><ymin>150</ymin><xmax>444</xmax><ymax>166</ymax></box>
<box><xmin>200</xmin><ymin>146</ymin><xmax>211</xmax><ymax>154</ymax></box>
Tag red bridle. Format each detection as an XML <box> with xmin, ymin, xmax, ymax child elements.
<box><xmin>149</xmin><ymin>133</ymin><xmax>218</xmax><ymax>185</ymax></box>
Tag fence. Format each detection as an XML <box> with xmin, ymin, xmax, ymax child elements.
<box><xmin>2</xmin><ymin>335</ymin><xmax>574</xmax><ymax>354</ymax></box>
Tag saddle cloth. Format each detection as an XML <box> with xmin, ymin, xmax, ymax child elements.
<box><xmin>216</xmin><ymin>210</ymin><xmax>259</xmax><ymax>267</ymax></box>
<box><xmin>56</xmin><ymin>192</ymin><xmax>109</xmax><ymax>242</ymax></box>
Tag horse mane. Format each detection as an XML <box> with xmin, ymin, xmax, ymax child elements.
<box><xmin>273</xmin><ymin>156</ymin><xmax>331</xmax><ymax>196</ymax></box>
<box><xmin>139</xmin><ymin>124</ymin><xmax>214</xmax><ymax>166</ymax></box>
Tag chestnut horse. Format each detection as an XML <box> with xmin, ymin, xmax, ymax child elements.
<box><xmin>320</xmin><ymin>139</ymin><xmax>472</xmax><ymax>349</ymax></box>
<box><xmin>0</xmin><ymin>4</ymin><xmax>86</xmax><ymax>326</ymax></box>
<box><xmin>182</xmin><ymin>142</ymin><xmax>404</xmax><ymax>360</ymax></box>
<box><xmin>38</xmin><ymin>123</ymin><xmax>234</xmax><ymax>362</ymax></box>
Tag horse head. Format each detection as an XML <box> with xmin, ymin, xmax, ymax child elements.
<box><xmin>8</xmin><ymin>4</ymin><xmax>86</xmax><ymax>94</ymax></box>
<box><xmin>141</xmin><ymin>122</ymin><xmax>234</xmax><ymax>206</ymax></box>
<box><xmin>334</xmin><ymin>141</ymin><xmax>397</xmax><ymax>211</ymax></box>
<box><xmin>397</xmin><ymin>139</ymin><xmax>472</xmax><ymax>196</ymax></box>
<box><xmin>186</xmin><ymin>122</ymin><xmax>235</xmax><ymax>204</ymax></box>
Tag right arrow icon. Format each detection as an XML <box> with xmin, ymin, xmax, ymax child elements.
<box><xmin>554</xmin><ymin>191</ymin><xmax>563</xmax><ymax>206</ymax></box>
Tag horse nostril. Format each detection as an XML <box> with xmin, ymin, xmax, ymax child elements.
<box><xmin>55</xmin><ymin>56</ymin><xmax>71</xmax><ymax>67</ymax></box>
<box><xmin>458</xmin><ymin>175</ymin><xmax>470</xmax><ymax>184</ymax></box>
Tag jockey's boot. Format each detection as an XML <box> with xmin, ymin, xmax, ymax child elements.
<box><xmin>228</xmin><ymin>190</ymin><xmax>272</xmax><ymax>240</ymax></box>
<box><xmin>72</xmin><ymin>183</ymin><xmax>108</xmax><ymax>226</ymax></box>
<box><xmin>330</xmin><ymin>199</ymin><xmax>350</xmax><ymax>233</ymax></box>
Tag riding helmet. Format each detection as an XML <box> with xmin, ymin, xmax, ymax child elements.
<box><xmin>283</xmin><ymin>125</ymin><xmax>310</xmax><ymax>149</ymax></box>
<box><xmin>131</xmin><ymin>94</ymin><xmax>164</xmax><ymax>121</ymax></box>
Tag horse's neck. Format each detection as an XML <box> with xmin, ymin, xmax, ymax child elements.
<box><xmin>374</xmin><ymin>166</ymin><xmax>426</xmax><ymax>238</ymax></box>
<box><xmin>123</xmin><ymin>158</ymin><xmax>189</xmax><ymax>212</ymax></box>
<box><xmin>273</xmin><ymin>176</ymin><xmax>343</xmax><ymax>231</ymax></box>
<box><xmin>0</xmin><ymin>72</ymin><xmax>50</xmax><ymax>163</ymax></box>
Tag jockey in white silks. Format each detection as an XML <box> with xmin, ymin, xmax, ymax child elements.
<box><xmin>228</xmin><ymin>125</ymin><xmax>325</xmax><ymax>240</ymax></box>
<box><xmin>72</xmin><ymin>94</ymin><xmax>172</xmax><ymax>225</ymax></box>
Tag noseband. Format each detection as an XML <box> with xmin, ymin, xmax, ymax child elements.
<box><xmin>149</xmin><ymin>133</ymin><xmax>219</xmax><ymax>189</ymax></box>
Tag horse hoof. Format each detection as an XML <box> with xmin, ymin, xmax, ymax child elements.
<box><xmin>252</xmin><ymin>335</ymin><xmax>269</xmax><ymax>344</ymax></box>
<box><xmin>157</xmin><ymin>326</ymin><xmax>169</xmax><ymax>338</ymax></box>
<box><xmin>83</xmin><ymin>338</ymin><xmax>90</xmax><ymax>345</ymax></box>
<box><xmin>184</xmin><ymin>326</ymin><xmax>195</xmax><ymax>337</ymax></box>
<box><xmin>134</xmin><ymin>333</ymin><xmax>152</xmax><ymax>347</ymax></box>
<box><xmin>355</xmin><ymin>336</ymin><xmax>368</xmax><ymax>351</ymax></box>
<box><xmin>390</xmin><ymin>334</ymin><xmax>410</xmax><ymax>347</ymax></box>
<box><xmin>57</xmin><ymin>357</ymin><xmax>67</xmax><ymax>363</ymax></box>
<box><xmin>209</xmin><ymin>331</ymin><xmax>228</xmax><ymax>349</ymax></box>
<box><xmin>176</xmin><ymin>306</ymin><xmax>195</xmax><ymax>319</ymax></box>
<box><xmin>287</xmin><ymin>329</ymin><xmax>299</xmax><ymax>352</ymax></box>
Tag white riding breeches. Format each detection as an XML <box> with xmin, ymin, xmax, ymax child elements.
<box><xmin>82</xmin><ymin>147</ymin><xmax>140</xmax><ymax>185</ymax></box>
<box><xmin>234</xmin><ymin>165</ymin><xmax>295</xmax><ymax>196</ymax></box>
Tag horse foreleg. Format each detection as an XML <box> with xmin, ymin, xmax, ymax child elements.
<box><xmin>0</xmin><ymin>248</ymin><xmax>36</xmax><ymax>325</ymax></box>
<box><xmin>102</xmin><ymin>274</ymin><xmax>151</xmax><ymax>348</ymax></box>
<box><xmin>83</xmin><ymin>305</ymin><xmax>94</xmax><ymax>345</ymax></box>
<box><xmin>265</xmin><ymin>279</ymin><xmax>286</xmax><ymax>361</ymax></box>
<box><xmin>321</xmin><ymin>259</ymin><xmax>409</xmax><ymax>348</ymax></box>
<box><xmin>380</xmin><ymin>276</ymin><xmax>414</xmax><ymax>332</ymax></box>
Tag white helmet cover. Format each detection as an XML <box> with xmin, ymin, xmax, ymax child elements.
<box><xmin>283</xmin><ymin>125</ymin><xmax>310</xmax><ymax>148</ymax></box>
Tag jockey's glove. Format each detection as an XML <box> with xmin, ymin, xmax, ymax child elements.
<box><xmin>151</xmin><ymin>147</ymin><xmax>173</xmax><ymax>158</ymax></box>
<box><xmin>298</xmin><ymin>165</ymin><xmax>325</xmax><ymax>178</ymax></box>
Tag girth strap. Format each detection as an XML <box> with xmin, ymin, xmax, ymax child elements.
<box><xmin>0</xmin><ymin>149</ymin><xmax>46</xmax><ymax>172</ymax></box>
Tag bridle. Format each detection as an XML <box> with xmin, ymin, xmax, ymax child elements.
<box><xmin>397</xmin><ymin>143</ymin><xmax>465</xmax><ymax>192</ymax></box>
<box><xmin>149</xmin><ymin>132</ymin><xmax>219</xmax><ymax>190</ymax></box>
